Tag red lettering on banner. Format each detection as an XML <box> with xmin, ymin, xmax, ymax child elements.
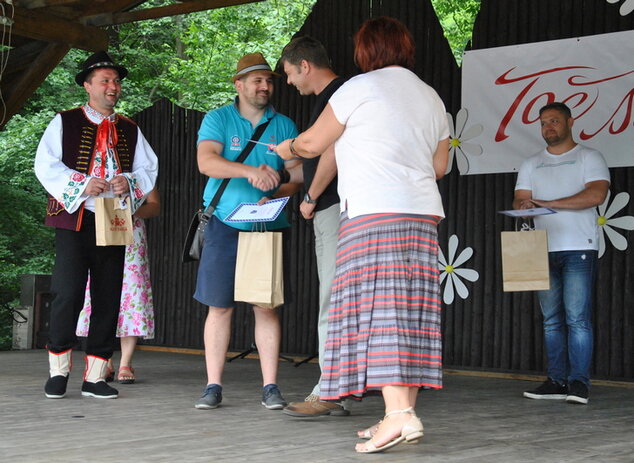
<box><xmin>493</xmin><ymin>66</ymin><xmax>634</xmax><ymax>142</ymax></box>
<box><xmin>579</xmin><ymin>90</ymin><xmax>634</xmax><ymax>140</ymax></box>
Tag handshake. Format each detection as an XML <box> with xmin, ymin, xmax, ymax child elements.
<box><xmin>247</xmin><ymin>165</ymin><xmax>292</xmax><ymax>192</ymax></box>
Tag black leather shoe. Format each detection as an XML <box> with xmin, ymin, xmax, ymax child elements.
<box><xmin>45</xmin><ymin>375</ymin><xmax>69</xmax><ymax>399</ymax></box>
<box><xmin>81</xmin><ymin>381</ymin><xmax>119</xmax><ymax>399</ymax></box>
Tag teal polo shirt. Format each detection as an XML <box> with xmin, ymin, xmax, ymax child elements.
<box><xmin>197</xmin><ymin>99</ymin><xmax>298</xmax><ymax>231</ymax></box>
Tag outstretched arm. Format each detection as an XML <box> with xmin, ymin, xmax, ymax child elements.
<box><xmin>275</xmin><ymin>104</ymin><xmax>344</xmax><ymax>160</ymax></box>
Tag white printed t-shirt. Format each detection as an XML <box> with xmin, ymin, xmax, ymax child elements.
<box><xmin>515</xmin><ymin>144</ymin><xmax>610</xmax><ymax>252</ymax></box>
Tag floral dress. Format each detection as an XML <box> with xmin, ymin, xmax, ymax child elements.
<box><xmin>76</xmin><ymin>217</ymin><xmax>155</xmax><ymax>339</ymax></box>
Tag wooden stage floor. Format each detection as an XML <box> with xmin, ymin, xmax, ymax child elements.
<box><xmin>1</xmin><ymin>349</ymin><xmax>632</xmax><ymax>462</ymax></box>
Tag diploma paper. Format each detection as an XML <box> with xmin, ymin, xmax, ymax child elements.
<box><xmin>498</xmin><ymin>207</ymin><xmax>557</xmax><ymax>217</ymax></box>
<box><xmin>225</xmin><ymin>197</ymin><xmax>290</xmax><ymax>223</ymax></box>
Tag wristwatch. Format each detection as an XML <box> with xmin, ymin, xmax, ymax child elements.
<box><xmin>303</xmin><ymin>192</ymin><xmax>317</xmax><ymax>204</ymax></box>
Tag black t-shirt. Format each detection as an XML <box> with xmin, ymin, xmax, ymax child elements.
<box><xmin>302</xmin><ymin>76</ymin><xmax>347</xmax><ymax>212</ymax></box>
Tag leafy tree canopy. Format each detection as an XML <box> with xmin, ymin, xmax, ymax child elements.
<box><xmin>431</xmin><ymin>0</ymin><xmax>481</xmax><ymax>64</ymax></box>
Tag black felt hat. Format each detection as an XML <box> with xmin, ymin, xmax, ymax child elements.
<box><xmin>75</xmin><ymin>51</ymin><xmax>128</xmax><ymax>86</ymax></box>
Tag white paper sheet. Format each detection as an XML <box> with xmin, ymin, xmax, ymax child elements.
<box><xmin>499</xmin><ymin>207</ymin><xmax>557</xmax><ymax>217</ymax></box>
<box><xmin>225</xmin><ymin>197</ymin><xmax>290</xmax><ymax>223</ymax></box>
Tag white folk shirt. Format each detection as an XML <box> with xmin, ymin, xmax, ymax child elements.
<box><xmin>34</xmin><ymin>104</ymin><xmax>158</xmax><ymax>214</ymax></box>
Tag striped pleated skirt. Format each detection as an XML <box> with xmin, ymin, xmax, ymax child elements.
<box><xmin>320</xmin><ymin>212</ymin><xmax>443</xmax><ymax>401</ymax></box>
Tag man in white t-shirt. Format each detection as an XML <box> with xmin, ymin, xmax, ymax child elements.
<box><xmin>513</xmin><ymin>102</ymin><xmax>610</xmax><ymax>405</ymax></box>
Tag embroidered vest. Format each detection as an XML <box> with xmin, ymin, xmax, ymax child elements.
<box><xmin>45</xmin><ymin>107</ymin><xmax>138</xmax><ymax>230</ymax></box>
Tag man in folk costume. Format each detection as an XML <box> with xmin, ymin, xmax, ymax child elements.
<box><xmin>34</xmin><ymin>51</ymin><xmax>158</xmax><ymax>399</ymax></box>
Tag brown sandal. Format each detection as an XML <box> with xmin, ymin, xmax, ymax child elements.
<box><xmin>117</xmin><ymin>366</ymin><xmax>135</xmax><ymax>384</ymax></box>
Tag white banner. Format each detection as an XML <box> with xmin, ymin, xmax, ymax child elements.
<box><xmin>461</xmin><ymin>31</ymin><xmax>634</xmax><ymax>175</ymax></box>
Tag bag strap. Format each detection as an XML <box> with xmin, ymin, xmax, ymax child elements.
<box><xmin>202</xmin><ymin>119</ymin><xmax>272</xmax><ymax>216</ymax></box>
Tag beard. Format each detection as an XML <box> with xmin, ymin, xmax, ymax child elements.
<box><xmin>542</xmin><ymin>129</ymin><xmax>568</xmax><ymax>147</ymax></box>
<box><xmin>247</xmin><ymin>91</ymin><xmax>270</xmax><ymax>109</ymax></box>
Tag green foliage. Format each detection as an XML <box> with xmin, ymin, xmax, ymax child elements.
<box><xmin>23</xmin><ymin>1</ymin><xmax>317</xmax><ymax>117</ymax></box>
<box><xmin>113</xmin><ymin>0</ymin><xmax>318</xmax><ymax>112</ymax></box>
<box><xmin>0</xmin><ymin>111</ymin><xmax>55</xmax><ymax>345</ymax></box>
<box><xmin>431</xmin><ymin>0</ymin><xmax>481</xmax><ymax>64</ymax></box>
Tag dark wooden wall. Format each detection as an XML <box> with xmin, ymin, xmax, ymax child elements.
<box><xmin>136</xmin><ymin>0</ymin><xmax>633</xmax><ymax>380</ymax></box>
<box><xmin>134</xmin><ymin>99</ymin><xmax>326</xmax><ymax>357</ymax></box>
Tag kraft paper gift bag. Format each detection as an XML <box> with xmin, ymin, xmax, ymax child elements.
<box><xmin>500</xmin><ymin>229</ymin><xmax>550</xmax><ymax>292</ymax></box>
<box><xmin>234</xmin><ymin>231</ymin><xmax>284</xmax><ymax>309</ymax></box>
<box><xmin>95</xmin><ymin>196</ymin><xmax>133</xmax><ymax>246</ymax></box>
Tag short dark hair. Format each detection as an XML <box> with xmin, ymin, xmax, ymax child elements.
<box><xmin>539</xmin><ymin>102</ymin><xmax>572</xmax><ymax>119</ymax></box>
<box><xmin>279</xmin><ymin>36</ymin><xmax>331</xmax><ymax>69</ymax></box>
<box><xmin>353</xmin><ymin>17</ymin><xmax>415</xmax><ymax>72</ymax></box>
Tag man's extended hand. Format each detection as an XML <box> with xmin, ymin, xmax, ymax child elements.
<box><xmin>248</xmin><ymin>164</ymin><xmax>280</xmax><ymax>191</ymax></box>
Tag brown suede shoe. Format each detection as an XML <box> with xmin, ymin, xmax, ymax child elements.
<box><xmin>283</xmin><ymin>395</ymin><xmax>350</xmax><ymax>417</ymax></box>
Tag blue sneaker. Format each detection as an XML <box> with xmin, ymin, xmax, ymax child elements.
<box><xmin>262</xmin><ymin>384</ymin><xmax>287</xmax><ymax>410</ymax></box>
<box><xmin>195</xmin><ymin>384</ymin><xmax>222</xmax><ymax>409</ymax></box>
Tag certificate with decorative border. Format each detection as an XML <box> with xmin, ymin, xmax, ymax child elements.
<box><xmin>499</xmin><ymin>207</ymin><xmax>557</xmax><ymax>217</ymax></box>
<box><xmin>224</xmin><ymin>197</ymin><xmax>290</xmax><ymax>223</ymax></box>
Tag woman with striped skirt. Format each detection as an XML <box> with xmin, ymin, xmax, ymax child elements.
<box><xmin>275</xmin><ymin>16</ymin><xmax>450</xmax><ymax>454</ymax></box>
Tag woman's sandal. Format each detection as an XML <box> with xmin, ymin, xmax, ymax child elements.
<box><xmin>117</xmin><ymin>366</ymin><xmax>135</xmax><ymax>384</ymax></box>
<box><xmin>357</xmin><ymin>422</ymin><xmax>381</xmax><ymax>439</ymax></box>
<box><xmin>355</xmin><ymin>407</ymin><xmax>424</xmax><ymax>454</ymax></box>
<box><xmin>357</xmin><ymin>419</ymin><xmax>417</xmax><ymax>444</ymax></box>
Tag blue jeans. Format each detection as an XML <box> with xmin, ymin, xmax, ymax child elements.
<box><xmin>537</xmin><ymin>250</ymin><xmax>597</xmax><ymax>387</ymax></box>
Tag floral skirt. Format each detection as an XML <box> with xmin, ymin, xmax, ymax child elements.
<box><xmin>76</xmin><ymin>218</ymin><xmax>155</xmax><ymax>339</ymax></box>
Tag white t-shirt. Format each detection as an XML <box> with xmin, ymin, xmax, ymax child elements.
<box><xmin>328</xmin><ymin>67</ymin><xmax>449</xmax><ymax>219</ymax></box>
<box><xmin>515</xmin><ymin>144</ymin><xmax>610</xmax><ymax>251</ymax></box>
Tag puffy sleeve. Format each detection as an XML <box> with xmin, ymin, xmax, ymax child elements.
<box><xmin>34</xmin><ymin>114</ymin><xmax>90</xmax><ymax>214</ymax></box>
<box><xmin>120</xmin><ymin>127</ymin><xmax>159</xmax><ymax>213</ymax></box>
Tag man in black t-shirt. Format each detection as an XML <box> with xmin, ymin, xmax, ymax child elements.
<box><xmin>279</xmin><ymin>37</ymin><xmax>349</xmax><ymax>417</ymax></box>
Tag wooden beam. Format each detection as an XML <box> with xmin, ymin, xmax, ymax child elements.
<box><xmin>85</xmin><ymin>0</ymin><xmax>263</xmax><ymax>26</ymax></box>
<box><xmin>4</xmin><ymin>41</ymin><xmax>49</xmax><ymax>76</ymax></box>
<box><xmin>15</xmin><ymin>0</ymin><xmax>88</xmax><ymax>8</ymax></box>
<box><xmin>1</xmin><ymin>42</ymin><xmax>71</xmax><ymax>131</ymax></box>
<box><xmin>78</xmin><ymin>0</ymin><xmax>146</xmax><ymax>17</ymax></box>
<box><xmin>11</xmin><ymin>4</ymin><xmax>109</xmax><ymax>52</ymax></box>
